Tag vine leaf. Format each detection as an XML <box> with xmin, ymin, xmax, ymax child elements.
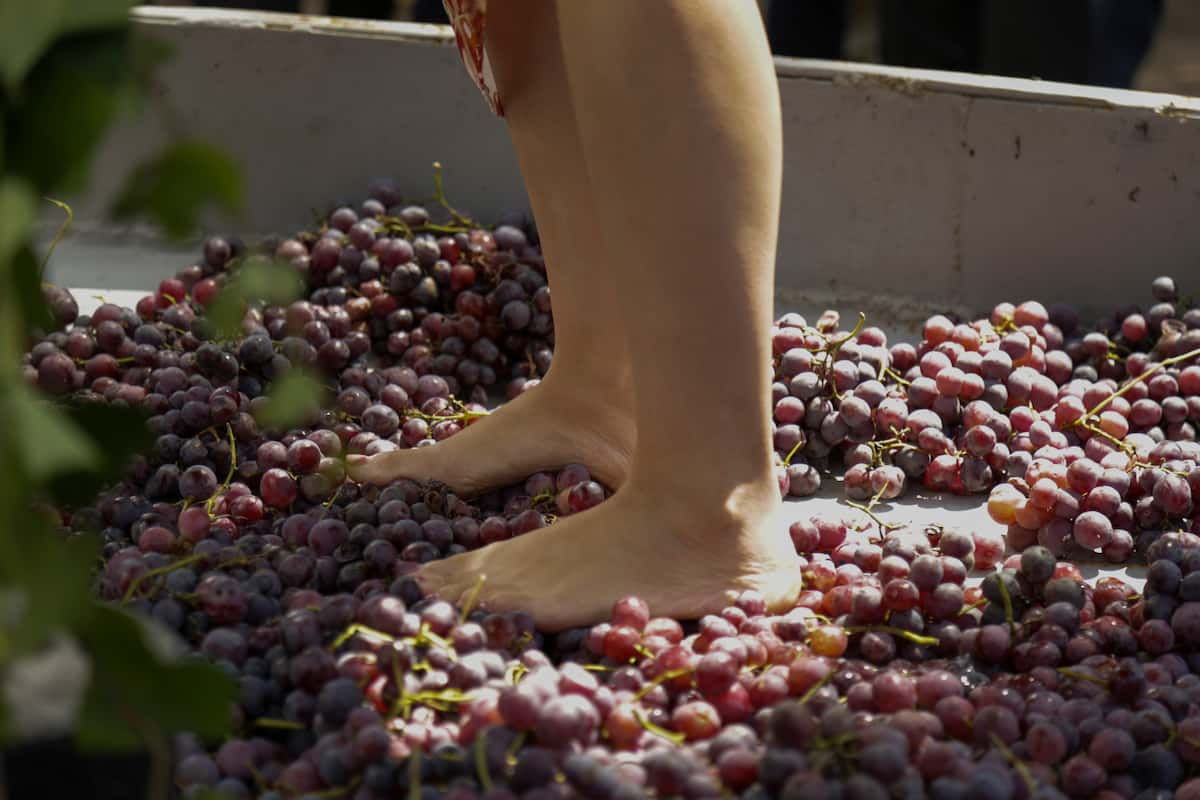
<box><xmin>255</xmin><ymin>369</ymin><xmax>326</xmax><ymax>431</ymax></box>
<box><xmin>0</xmin><ymin>0</ymin><xmax>134</xmax><ymax>91</ymax></box>
<box><xmin>111</xmin><ymin>140</ymin><xmax>243</xmax><ymax>239</ymax></box>
<box><xmin>0</xmin><ymin>179</ymin><xmax>36</xmax><ymax>267</ymax></box>
<box><xmin>75</xmin><ymin>605</ymin><xmax>236</xmax><ymax>752</ymax></box>
<box><xmin>204</xmin><ymin>257</ymin><xmax>302</xmax><ymax>340</ymax></box>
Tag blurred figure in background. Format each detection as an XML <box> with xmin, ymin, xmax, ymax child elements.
<box><xmin>175</xmin><ymin>0</ymin><xmax>1166</xmax><ymax>88</ymax></box>
<box><xmin>1089</xmin><ymin>0</ymin><xmax>1164</xmax><ymax>87</ymax></box>
<box><xmin>413</xmin><ymin>0</ymin><xmax>450</xmax><ymax>24</ymax></box>
<box><xmin>766</xmin><ymin>0</ymin><xmax>846</xmax><ymax>60</ymax></box>
<box><xmin>766</xmin><ymin>0</ymin><xmax>1163</xmax><ymax>90</ymax></box>
<box><xmin>193</xmin><ymin>0</ymin><xmax>394</xmax><ymax>19</ymax></box>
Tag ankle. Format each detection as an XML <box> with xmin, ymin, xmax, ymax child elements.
<box><xmin>624</xmin><ymin>458</ymin><xmax>780</xmax><ymax>526</ymax></box>
<box><xmin>541</xmin><ymin>357</ymin><xmax>633</xmax><ymax>403</ymax></box>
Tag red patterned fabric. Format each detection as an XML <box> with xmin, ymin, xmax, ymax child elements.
<box><xmin>443</xmin><ymin>0</ymin><xmax>504</xmax><ymax>116</ymax></box>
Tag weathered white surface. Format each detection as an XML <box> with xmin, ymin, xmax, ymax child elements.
<box><xmin>52</xmin><ymin>6</ymin><xmax>1200</xmax><ymax>321</ymax></box>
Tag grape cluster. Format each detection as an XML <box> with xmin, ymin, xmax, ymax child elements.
<box><xmin>20</xmin><ymin>179</ymin><xmax>1200</xmax><ymax>797</ymax></box>
<box><xmin>772</xmin><ymin>284</ymin><xmax>1200</xmax><ymax>525</ymax></box>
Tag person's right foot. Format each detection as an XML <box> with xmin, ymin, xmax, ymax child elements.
<box><xmin>414</xmin><ymin>473</ymin><xmax>801</xmax><ymax>631</ymax></box>
<box><xmin>346</xmin><ymin>375</ymin><xmax>635</xmax><ymax>496</ymax></box>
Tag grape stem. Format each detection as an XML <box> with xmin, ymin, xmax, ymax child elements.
<box><xmin>505</xmin><ymin>662</ymin><xmax>529</xmax><ymax>684</ymax></box>
<box><xmin>319</xmin><ymin>481</ymin><xmax>345</xmax><ymax>519</ymax></box>
<box><xmin>631</xmin><ymin>706</ymin><xmax>686</xmax><ymax>745</ymax></box>
<box><xmin>632</xmin><ymin>667</ymin><xmax>693</xmax><ymax>702</ymax></box>
<box><xmin>405</xmin><ymin>407</ymin><xmax>489</xmax><ymax>425</ymax></box>
<box><xmin>393</xmin><ymin>687</ymin><xmax>476</xmax><ymax>719</ymax></box>
<box><xmin>121</xmin><ymin>552</ymin><xmax>206</xmax><ymax>603</ymax></box>
<box><xmin>1076</xmin><ymin>420</ymin><xmax>1132</xmax><ymax>452</ymax></box>
<box><xmin>431</xmin><ymin>162</ymin><xmax>482</xmax><ymax>230</ymax></box>
<box><xmin>1072</xmin><ymin>346</ymin><xmax>1200</xmax><ymax>422</ymax></box>
<box><xmin>458</xmin><ymin>573</ymin><xmax>487</xmax><ymax>624</ymax></box>
<box><xmin>993</xmin><ymin>315</ymin><xmax>1017</xmax><ymax>334</ymax></box>
<box><xmin>882</xmin><ymin>366</ymin><xmax>911</xmax><ymax>387</ymax></box>
<box><xmin>844</xmin><ymin>625</ymin><xmax>940</xmax><ymax>647</ymax></box>
<box><xmin>990</xmin><ymin>733</ymin><xmax>1036</xmax><ymax>795</ymax></box>
<box><xmin>474</xmin><ymin>731</ymin><xmax>494</xmax><ymax>791</ymax></box>
<box><xmin>782</xmin><ymin>437</ymin><xmax>805</xmax><ymax>466</ymax></box>
<box><xmin>1056</xmin><ymin>667</ymin><xmax>1106</xmax><ymax>686</ymax></box>
<box><xmin>797</xmin><ymin>670</ymin><xmax>833</xmax><ymax>705</ymax></box>
<box><xmin>39</xmin><ymin>198</ymin><xmax>73</xmax><ymax>279</ymax></box>
<box><xmin>328</xmin><ymin>623</ymin><xmax>395</xmax><ymax>651</ymax></box>
<box><xmin>408</xmin><ymin>751</ymin><xmax>422</xmax><ymax>800</ymax></box>
<box><xmin>253</xmin><ymin>717</ymin><xmax>305</xmax><ymax>731</ymax></box>
<box><xmin>845</xmin><ymin>485</ymin><xmax>902</xmax><ymax>536</ymax></box>
<box><xmin>505</xmin><ymin>732</ymin><xmax>526</xmax><ymax>766</ymax></box>
<box><xmin>822</xmin><ymin>312</ymin><xmax>867</xmax><ymax>399</ymax></box>
<box><xmin>204</xmin><ymin>423</ymin><xmax>238</xmax><ymax>519</ymax></box>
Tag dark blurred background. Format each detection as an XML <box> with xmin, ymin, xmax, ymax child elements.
<box><xmin>165</xmin><ymin>0</ymin><xmax>1200</xmax><ymax>95</ymax></box>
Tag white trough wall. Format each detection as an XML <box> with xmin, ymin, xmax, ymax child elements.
<box><xmin>60</xmin><ymin>6</ymin><xmax>1200</xmax><ymax>319</ymax></box>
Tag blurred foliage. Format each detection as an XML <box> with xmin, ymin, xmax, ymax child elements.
<box><xmin>207</xmin><ymin>256</ymin><xmax>304</xmax><ymax>340</ymax></box>
<box><xmin>113</xmin><ymin>140</ymin><xmax>242</xmax><ymax>238</ymax></box>
<box><xmin>0</xmin><ymin>0</ymin><xmax>242</xmax><ymax>783</ymax></box>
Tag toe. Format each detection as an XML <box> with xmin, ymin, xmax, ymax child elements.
<box><xmin>412</xmin><ymin>563</ymin><xmax>453</xmax><ymax>599</ymax></box>
<box><xmin>437</xmin><ymin>580</ymin><xmax>483</xmax><ymax>609</ymax></box>
<box><xmin>345</xmin><ymin>452</ymin><xmax>394</xmax><ymax>485</ymax></box>
<box><xmin>414</xmin><ymin>549</ymin><xmax>483</xmax><ymax>595</ymax></box>
<box><xmin>347</xmin><ymin>449</ymin><xmax>440</xmax><ymax>486</ymax></box>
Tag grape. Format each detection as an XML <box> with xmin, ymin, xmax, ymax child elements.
<box><xmin>177</xmin><ymin>754</ymin><xmax>221</xmax><ymax>787</ymax></box>
<box><xmin>286</xmin><ymin>440</ymin><xmax>322</xmax><ymax>475</ymax></box>
<box><xmin>179</xmin><ymin>465</ymin><xmax>219</xmax><ymax>500</ymax></box>
<box><xmin>1073</xmin><ymin>511</ymin><xmax>1114</xmax><ymax>549</ymax></box>
<box><xmin>1088</xmin><ymin>728</ymin><xmax>1135</xmax><ymax>770</ymax></box>
<box><xmin>909</xmin><ymin>555</ymin><xmax>943</xmax><ymax>592</ymax></box>
<box><xmin>316</xmin><ymin>677</ymin><xmax>363</xmax><ymax>725</ymax></box>
<box><xmin>610</xmin><ymin>596</ymin><xmax>649</xmax><ymax>631</ymax></box>
<box><xmin>872</xmin><ymin>671</ymin><xmax>916</xmax><ymax>712</ymax></box>
<box><xmin>1019</xmin><ymin>545</ymin><xmax>1055</xmax><ymax>584</ymax></box>
<box><xmin>1171</xmin><ymin>602</ymin><xmax>1200</xmax><ymax>644</ymax></box>
<box><xmin>1024</xmin><ymin>719</ymin><xmax>1068</xmax><ymax>764</ymax></box>
<box><xmin>1154</xmin><ymin>472</ymin><xmax>1193</xmax><ymax>516</ymax></box>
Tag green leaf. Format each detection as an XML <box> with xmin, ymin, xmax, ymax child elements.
<box><xmin>43</xmin><ymin>402</ymin><xmax>154</xmax><ymax>506</ymax></box>
<box><xmin>13</xmin><ymin>245</ymin><xmax>56</xmax><ymax>334</ymax></box>
<box><xmin>0</xmin><ymin>0</ymin><xmax>134</xmax><ymax>91</ymax></box>
<box><xmin>2</xmin><ymin>527</ymin><xmax>99</xmax><ymax>655</ymax></box>
<box><xmin>4</xmin><ymin>383</ymin><xmax>101</xmax><ymax>483</ymax></box>
<box><xmin>75</xmin><ymin>605</ymin><xmax>236</xmax><ymax>752</ymax></box>
<box><xmin>111</xmin><ymin>140</ymin><xmax>243</xmax><ymax>239</ymax></box>
<box><xmin>255</xmin><ymin>368</ymin><xmax>327</xmax><ymax>430</ymax></box>
<box><xmin>205</xmin><ymin>257</ymin><xmax>303</xmax><ymax>339</ymax></box>
<box><xmin>7</xmin><ymin>30</ymin><xmax>137</xmax><ymax>194</ymax></box>
<box><xmin>0</xmin><ymin>178</ymin><xmax>36</xmax><ymax>267</ymax></box>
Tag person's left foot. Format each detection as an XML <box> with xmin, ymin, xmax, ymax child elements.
<box><xmin>346</xmin><ymin>371</ymin><xmax>635</xmax><ymax>496</ymax></box>
<box><xmin>414</xmin><ymin>476</ymin><xmax>801</xmax><ymax>631</ymax></box>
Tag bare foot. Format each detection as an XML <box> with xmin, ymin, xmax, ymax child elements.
<box><xmin>415</xmin><ymin>477</ymin><xmax>801</xmax><ymax>631</ymax></box>
<box><xmin>346</xmin><ymin>375</ymin><xmax>634</xmax><ymax>496</ymax></box>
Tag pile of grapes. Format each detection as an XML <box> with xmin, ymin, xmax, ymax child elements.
<box><xmin>22</xmin><ymin>178</ymin><xmax>1200</xmax><ymax>799</ymax></box>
